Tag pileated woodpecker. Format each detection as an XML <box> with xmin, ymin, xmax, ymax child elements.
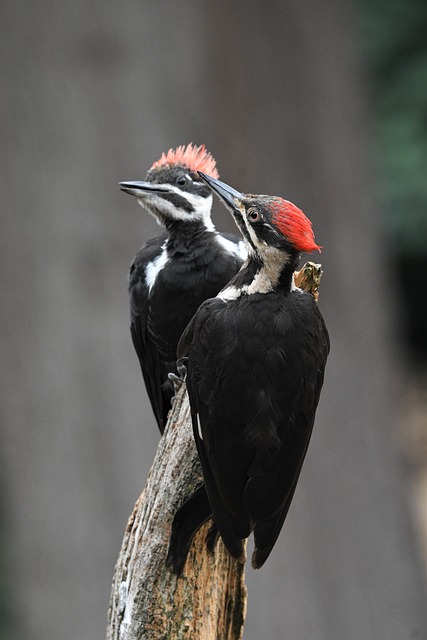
<box><xmin>169</xmin><ymin>173</ymin><xmax>329</xmax><ymax>572</ymax></box>
<box><xmin>120</xmin><ymin>145</ymin><xmax>246</xmax><ymax>433</ymax></box>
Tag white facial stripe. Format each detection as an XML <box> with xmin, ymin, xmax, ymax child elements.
<box><xmin>242</xmin><ymin>214</ymin><xmax>291</xmax><ymax>265</ymax></box>
<box><xmin>217</xmin><ymin>243</ymin><xmax>289</xmax><ymax>301</ymax></box>
<box><xmin>180</xmin><ymin>190</ymin><xmax>213</xmax><ymax>218</ymax></box>
<box><xmin>257</xmin><ymin>246</ymin><xmax>289</xmax><ymax>290</ymax></box>
<box><xmin>243</xmin><ymin>219</ymin><xmax>260</xmax><ymax>249</ymax></box>
<box><xmin>145</xmin><ymin>241</ymin><xmax>168</xmax><ymax>292</ymax></box>
<box><xmin>138</xmin><ymin>184</ymin><xmax>215</xmax><ymax>230</ymax></box>
<box><xmin>246</xmin><ymin>268</ymin><xmax>276</xmax><ymax>294</ymax></box>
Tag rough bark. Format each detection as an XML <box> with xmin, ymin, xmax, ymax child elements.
<box><xmin>107</xmin><ymin>385</ymin><xmax>247</xmax><ymax>640</ymax></box>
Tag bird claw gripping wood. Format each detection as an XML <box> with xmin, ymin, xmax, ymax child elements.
<box><xmin>169</xmin><ymin>357</ymin><xmax>188</xmax><ymax>394</ymax></box>
<box><xmin>294</xmin><ymin>262</ymin><xmax>323</xmax><ymax>302</ymax></box>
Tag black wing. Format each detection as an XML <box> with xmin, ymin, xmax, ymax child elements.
<box><xmin>179</xmin><ymin>298</ymin><xmax>247</xmax><ymax>560</ymax></box>
<box><xmin>131</xmin><ymin>229</ymin><xmax>244</xmax><ymax>434</ymax></box>
<box><xmin>128</xmin><ymin>233</ymin><xmax>169</xmax><ymax>433</ymax></box>
<box><xmin>185</xmin><ymin>292</ymin><xmax>329</xmax><ymax>568</ymax></box>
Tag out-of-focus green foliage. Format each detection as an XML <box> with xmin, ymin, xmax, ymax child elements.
<box><xmin>360</xmin><ymin>0</ymin><xmax>427</xmax><ymax>254</ymax></box>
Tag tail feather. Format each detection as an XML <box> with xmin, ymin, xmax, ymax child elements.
<box><xmin>251</xmin><ymin>480</ymin><xmax>299</xmax><ymax>569</ymax></box>
<box><xmin>166</xmin><ymin>485</ymin><xmax>212</xmax><ymax>576</ymax></box>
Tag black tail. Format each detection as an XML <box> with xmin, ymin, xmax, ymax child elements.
<box><xmin>166</xmin><ymin>485</ymin><xmax>213</xmax><ymax>576</ymax></box>
<box><xmin>251</xmin><ymin>480</ymin><xmax>299</xmax><ymax>569</ymax></box>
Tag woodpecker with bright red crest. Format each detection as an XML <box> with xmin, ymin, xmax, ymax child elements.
<box><xmin>168</xmin><ymin>173</ymin><xmax>329</xmax><ymax>572</ymax></box>
<box><xmin>120</xmin><ymin>145</ymin><xmax>246</xmax><ymax>433</ymax></box>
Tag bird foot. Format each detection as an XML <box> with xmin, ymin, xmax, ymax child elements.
<box><xmin>168</xmin><ymin>357</ymin><xmax>188</xmax><ymax>393</ymax></box>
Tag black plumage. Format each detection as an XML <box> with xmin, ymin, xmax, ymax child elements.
<box><xmin>128</xmin><ymin>225</ymin><xmax>243</xmax><ymax>432</ymax></box>
<box><xmin>122</xmin><ymin>145</ymin><xmax>245</xmax><ymax>433</ymax></box>
<box><xmin>168</xmin><ymin>173</ymin><xmax>329</xmax><ymax>572</ymax></box>
<box><xmin>179</xmin><ymin>290</ymin><xmax>328</xmax><ymax>568</ymax></box>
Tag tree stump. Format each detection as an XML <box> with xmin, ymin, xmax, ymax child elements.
<box><xmin>107</xmin><ymin>386</ymin><xmax>247</xmax><ymax>640</ymax></box>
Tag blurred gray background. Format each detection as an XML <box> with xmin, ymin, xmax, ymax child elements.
<box><xmin>2</xmin><ymin>2</ymin><xmax>427</xmax><ymax>639</ymax></box>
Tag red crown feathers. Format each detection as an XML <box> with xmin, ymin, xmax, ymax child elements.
<box><xmin>271</xmin><ymin>198</ymin><xmax>321</xmax><ymax>253</ymax></box>
<box><xmin>151</xmin><ymin>143</ymin><xmax>219</xmax><ymax>178</ymax></box>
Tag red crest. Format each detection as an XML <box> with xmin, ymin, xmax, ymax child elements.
<box><xmin>271</xmin><ymin>199</ymin><xmax>321</xmax><ymax>253</ymax></box>
<box><xmin>151</xmin><ymin>143</ymin><xmax>219</xmax><ymax>178</ymax></box>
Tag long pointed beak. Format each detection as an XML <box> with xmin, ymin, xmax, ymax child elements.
<box><xmin>119</xmin><ymin>181</ymin><xmax>169</xmax><ymax>197</ymax></box>
<box><xmin>197</xmin><ymin>172</ymin><xmax>243</xmax><ymax>214</ymax></box>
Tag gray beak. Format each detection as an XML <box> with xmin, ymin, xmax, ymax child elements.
<box><xmin>197</xmin><ymin>172</ymin><xmax>243</xmax><ymax>215</ymax></box>
<box><xmin>119</xmin><ymin>181</ymin><xmax>169</xmax><ymax>197</ymax></box>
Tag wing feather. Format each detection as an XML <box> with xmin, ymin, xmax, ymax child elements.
<box><xmin>128</xmin><ymin>235</ymin><xmax>169</xmax><ymax>432</ymax></box>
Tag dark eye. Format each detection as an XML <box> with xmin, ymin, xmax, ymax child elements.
<box><xmin>248</xmin><ymin>208</ymin><xmax>260</xmax><ymax>222</ymax></box>
<box><xmin>177</xmin><ymin>175</ymin><xmax>188</xmax><ymax>186</ymax></box>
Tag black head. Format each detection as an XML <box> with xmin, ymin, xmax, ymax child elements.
<box><xmin>120</xmin><ymin>144</ymin><xmax>218</xmax><ymax>228</ymax></box>
<box><xmin>198</xmin><ymin>172</ymin><xmax>321</xmax><ymax>261</ymax></box>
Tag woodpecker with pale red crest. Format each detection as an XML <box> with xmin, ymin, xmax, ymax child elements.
<box><xmin>120</xmin><ymin>145</ymin><xmax>246</xmax><ymax>433</ymax></box>
<box><xmin>167</xmin><ymin>173</ymin><xmax>329</xmax><ymax>573</ymax></box>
